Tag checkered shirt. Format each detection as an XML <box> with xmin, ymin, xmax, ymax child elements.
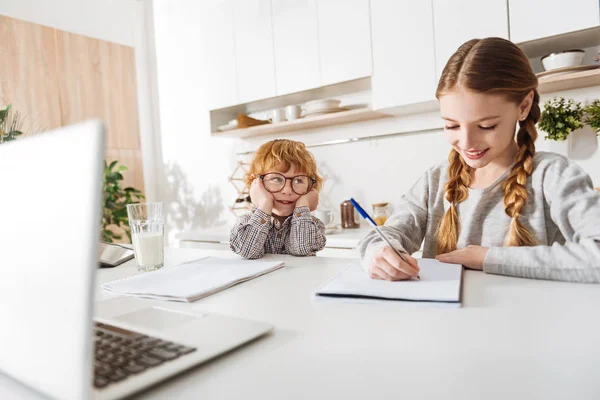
<box><xmin>230</xmin><ymin>206</ymin><xmax>326</xmax><ymax>259</ymax></box>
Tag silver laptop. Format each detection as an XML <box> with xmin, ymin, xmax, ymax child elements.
<box><xmin>0</xmin><ymin>121</ymin><xmax>272</xmax><ymax>400</ymax></box>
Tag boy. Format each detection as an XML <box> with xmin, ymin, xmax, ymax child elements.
<box><xmin>230</xmin><ymin>139</ymin><xmax>326</xmax><ymax>259</ymax></box>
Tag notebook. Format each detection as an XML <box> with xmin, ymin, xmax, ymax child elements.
<box><xmin>315</xmin><ymin>258</ymin><xmax>463</xmax><ymax>305</ymax></box>
<box><xmin>102</xmin><ymin>257</ymin><xmax>285</xmax><ymax>302</ymax></box>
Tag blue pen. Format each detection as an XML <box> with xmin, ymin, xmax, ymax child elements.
<box><xmin>350</xmin><ymin>198</ymin><xmax>420</xmax><ymax>279</ymax></box>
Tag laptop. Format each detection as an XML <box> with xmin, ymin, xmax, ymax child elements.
<box><xmin>0</xmin><ymin>121</ymin><xmax>273</xmax><ymax>400</ymax></box>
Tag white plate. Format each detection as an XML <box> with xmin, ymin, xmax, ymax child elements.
<box><xmin>303</xmin><ymin>107</ymin><xmax>348</xmax><ymax>116</ymax></box>
<box><xmin>304</xmin><ymin>99</ymin><xmax>341</xmax><ymax>112</ymax></box>
<box><xmin>303</xmin><ymin>110</ymin><xmax>347</xmax><ymax>118</ymax></box>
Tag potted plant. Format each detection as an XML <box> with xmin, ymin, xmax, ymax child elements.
<box><xmin>102</xmin><ymin>160</ymin><xmax>145</xmax><ymax>243</ymax></box>
<box><xmin>584</xmin><ymin>99</ymin><xmax>600</xmax><ymax>137</ymax></box>
<box><xmin>0</xmin><ymin>104</ymin><xmax>25</xmax><ymax>143</ymax></box>
<box><xmin>538</xmin><ymin>97</ymin><xmax>584</xmax><ymax>157</ymax></box>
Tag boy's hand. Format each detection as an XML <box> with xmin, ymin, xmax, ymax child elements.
<box><xmin>250</xmin><ymin>178</ymin><xmax>274</xmax><ymax>213</ymax></box>
<box><xmin>296</xmin><ymin>189</ymin><xmax>319</xmax><ymax>211</ymax></box>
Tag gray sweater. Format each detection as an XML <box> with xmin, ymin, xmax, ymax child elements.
<box><xmin>358</xmin><ymin>151</ymin><xmax>600</xmax><ymax>283</ymax></box>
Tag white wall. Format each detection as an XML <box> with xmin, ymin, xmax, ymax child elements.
<box><xmin>152</xmin><ymin>0</ymin><xmax>600</xmax><ymax>241</ymax></box>
<box><xmin>152</xmin><ymin>0</ymin><xmax>240</xmax><ymax>242</ymax></box>
<box><xmin>0</xmin><ymin>0</ymin><xmax>137</xmax><ymax>46</ymax></box>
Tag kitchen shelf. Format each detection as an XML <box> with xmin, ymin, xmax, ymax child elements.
<box><xmin>537</xmin><ymin>68</ymin><xmax>600</xmax><ymax>94</ymax></box>
<box><xmin>518</xmin><ymin>27</ymin><xmax>600</xmax><ymax>59</ymax></box>
<box><xmin>211</xmin><ymin>107</ymin><xmax>390</xmax><ymax>138</ymax></box>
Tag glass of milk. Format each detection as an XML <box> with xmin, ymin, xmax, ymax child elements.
<box><xmin>126</xmin><ymin>202</ymin><xmax>164</xmax><ymax>272</ymax></box>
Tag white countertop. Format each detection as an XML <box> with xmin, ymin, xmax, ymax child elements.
<box><xmin>176</xmin><ymin>225</ymin><xmax>373</xmax><ymax>249</ymax></box>
<box><xmin>93</xmin><ymin>248</ymin><xmax>600</xmax><ymax>400</ymax></box>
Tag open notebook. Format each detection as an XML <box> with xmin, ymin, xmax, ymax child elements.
<box><xmin>315</xmin><ymin>259</ymin><xmax>463</xmax><ymax>305</ymax></box>
<box><xmin>102</xmin><ymin>257</ymin><xmax>285</xmax><ymax>302</ymax></box>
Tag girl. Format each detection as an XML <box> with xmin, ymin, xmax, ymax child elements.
<box><xmin>230</xmin><ymin>139</ymin><xmax>326</xmax><ymax>259</ymax></box>
<box><xmin>359</xmin><ymin>37</ymin><xmax>600</xmax><ymax>283</ymax></box>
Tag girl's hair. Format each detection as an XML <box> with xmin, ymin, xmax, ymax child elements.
<box><xmin>245</xmin><ymin>139</ymin><xmax>324</xmax><ymax>191</ymax></box>
<box><xmin>435</xmin><ymin>37</ymin><xmax>540</xmax><ymax>254</ymax></box>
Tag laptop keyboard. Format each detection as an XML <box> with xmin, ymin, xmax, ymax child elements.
<box><xmin>94</xmin><ymin>322</ymin><xmax>196</xmax><ymax>389</ymax></box>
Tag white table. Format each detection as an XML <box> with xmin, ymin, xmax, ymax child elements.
<box><xmin>95</xmin><ymin>248</ymin><xmax>600</xmax><ymax>399</ymax></box>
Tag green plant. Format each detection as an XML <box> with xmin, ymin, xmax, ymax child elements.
<box><xmin>584</xmin><ymin>99</ymin><xmax>600</xmax><ymax>136</ymax></box>
<box><xmin>538</xmin><ymin>97</ymin><xmax>584</xmax><ymax>141</ymax></box>
<box><xmin>102</xmin><ymin>160</ymin><xmax>145</xmax><ymax>243</ymax></box>
<box><xmin>0</xmin><ymin>104</ymin><xmax>24</xmax><ymax>143</ymax></box>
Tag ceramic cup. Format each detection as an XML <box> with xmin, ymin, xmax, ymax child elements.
<box><xmin>285</xmin><ymin>104</ymin><xmax>301</xmax><ymax>121</ymax></box>
<box><xmin>313</xmin><ymin>209</ymin><xmax>335</xmax><ymax>227</ymax></box>
<box><xmin>269</xmin><ymin>108</ymin><xmax>285</xmax><ymax>123</ymax></box>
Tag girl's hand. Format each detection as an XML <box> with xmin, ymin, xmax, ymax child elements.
<box><xmin>250</xmin><ymin>178</ymin><xmax>274</xmax><ymax>213</ymax></box>
<box><xmin>435</xmin><ymin>245</ymin><xmax>489</xmax><ymax>270</ymax></box>
<box><xmin>369</xmin><ymin>246</ymin><xmax>420</xmax><ymax>281</ymax></box>
<box><xmin>296</xmin><ymin>189</ymin><xmax>319</xmax><ymax>211</ymax></box>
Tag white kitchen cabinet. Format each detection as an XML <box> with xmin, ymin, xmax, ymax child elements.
<box><xmin>433</xmin><ymin>0</ymin><xmax>509</xmax><ymax>80</ymax></box>
<box><xmin>317</xmin><ymin>0</ymin><xmax>372</xmax><ymax>86</ymax></box>
<box><xmin>232</xmin><ymin>0</ymin><xmax>277</xmax><ymax>103</ymax></box>
<box><xmin>370</xmin><ymin>0</ymin><xmax>437</xmax><ymax>110</ymax></box>
<box><xmin>509</xmin><ymin>0</ymin><xmax>600</xmax><ymax>43</ymax></box>
<box><xmin>199</xmin><ymin>0</ymin><xmax>239</xmax><ymax>110</ymax></box>
<box><xmin>272</xmin><ymin>0</ymin><xmax>321</xmax><ymax>95</ymax></box>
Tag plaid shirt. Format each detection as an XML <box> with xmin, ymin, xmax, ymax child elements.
<box><xmin>230</xmin><ymin>206</ymin><xmax>326</xmax><ymax>259</ymax></box>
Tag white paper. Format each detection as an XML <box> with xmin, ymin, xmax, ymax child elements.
<box><xmin>102</xmin><ymin>257</ymin><xmax>285</xmax><ymax>302</ymax></box>
<box><xmin>315</xmin><ymin>259</ymin><xmax>463</xmax><ymax>304</ymax></box>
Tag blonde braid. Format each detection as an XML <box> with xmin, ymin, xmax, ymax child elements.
<box><xmin>502</xmin><ymin>91</ymin><xmax>540</xmax><ymax>246</ymax></box>
<box><xmin>436</xmin><ymin>149</ymin><xmax>472</xmax><ymax>254</ymax></box>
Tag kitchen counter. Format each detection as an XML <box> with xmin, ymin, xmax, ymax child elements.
<box><xmin>176</xmin><ymin>225</ymin><xmax>373</xmax><ymax>249</ymax></box>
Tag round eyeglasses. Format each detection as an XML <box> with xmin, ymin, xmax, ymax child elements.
<box><xmin>259</xmin><ymin>173</ymin><xmax>316</xmax><ymax>195</ymax></box>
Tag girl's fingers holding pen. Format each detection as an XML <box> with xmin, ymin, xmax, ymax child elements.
<box><xmin>380</xmin><ymin>247</ymin><xmax>420</xmax><ymax>277</ymax></box>
<box><xmin>374</xmin><ymin>257</ymin><xmax>413</xmax><ymax>281</ymax></box>
<box><xmin>370</xmin><ymin>265</ymin><xmax>398</xmax><ymax>281</ymax></box>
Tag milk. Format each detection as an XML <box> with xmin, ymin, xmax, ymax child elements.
<box><xmin>132</xmin><ymin>232</ymin><xmax>164</xmax><ymax>269</ymax></box>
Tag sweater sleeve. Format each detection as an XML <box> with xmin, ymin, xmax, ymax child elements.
<box><xmin>229</xmin><ymin>208</ymin><xmax>272</xmax><ymax>259</ymax></box>
<box><xmin>287</xmin><ymin>206</ymin><xmax>326</xmax><ymax>256</ymax></box>
<box><xmin>483</xmin><ymin>160</ymin><xmax>600</xmax><ymax>283</ymax></box>
<box><xmin>357</xmin><ymin>171</ymin><xmax>430</xmax><ymax>271</ymax></box>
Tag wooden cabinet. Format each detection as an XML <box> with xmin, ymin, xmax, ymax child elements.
<box><xmin>509</xmin><ymin>0</ymin><xmax>600</xmax><ymax>43</ymax></box>
<box><xmin>370</xmin><ymin>0</ymin><xmax>436</xmax><ymax>110</ymax></box>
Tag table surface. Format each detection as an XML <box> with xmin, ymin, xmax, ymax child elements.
<box><xmin>92</xmin><ymin>248</ymin><xmax>600</xmax><ymax>400</ymax></box>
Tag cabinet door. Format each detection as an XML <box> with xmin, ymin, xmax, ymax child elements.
<box><xmin>317</xmin><ymin>0</ymin><xmax>372</xmax><ymax>86</ymax></box>
<box><xmin>371</xmin><ymin>0</ymin><xmax>436</xmax><ymax>109</ymax></box>
<box><xmin>199</xmin><ymin>0</ymin><xmax>238</xmax><ymax>109</ymax></box>
<box><xmin>509</xmin><ymin>0</ymin><xmax>600</xmax><ymax>43</ymax></box>
<box><xmin>232</xmin><ymin>0</ymin><xmax>276</xmax><ymax>103</ymax></box>
<box><xmin>433</xmin><ymin>0</ymin><xmax>509</xmax><ymax>80</ymax></box>
<box><xmin>271</xmin><ymin>0</ymin><xmax>321</xmax><ymax>95</ymax></box>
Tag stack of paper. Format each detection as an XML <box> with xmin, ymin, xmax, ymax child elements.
<box><xmin>315</xmin><ymin>258</ymin><xmax>463</xmax><ymax>305</ymax></box>
<box><xmin>102</xmin><ymin>257</ymin><xmax>285</xmax><ymax>302</ymax></box>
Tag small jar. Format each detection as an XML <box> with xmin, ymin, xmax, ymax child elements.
<box><xmin>372</xmin><ymin>202</ymin><xmax>390</xmax><ymax>226</ymax></box>
<box><xmin>340</xmin><ymin>200</ymin><xmax>360</xmax><ymax>229</ymax></box>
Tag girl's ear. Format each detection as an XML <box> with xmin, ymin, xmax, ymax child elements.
<box><xmin>519</xmin><ymin>90</ymin><xmax>534</xmax><ymax>120</ymax></box>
